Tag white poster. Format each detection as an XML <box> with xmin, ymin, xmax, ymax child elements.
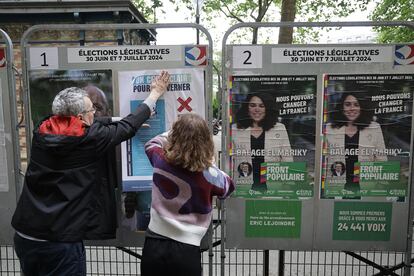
<box><xmin>118</xmin><ymin>68</ymin><xmax>205</xmax><ymax>191</ymax></box>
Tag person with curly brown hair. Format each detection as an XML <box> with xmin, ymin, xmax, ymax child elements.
<box><xmin>141</xmin><ymin>113</ymin><xmax>234</xmax><ymax>276</ymax></box>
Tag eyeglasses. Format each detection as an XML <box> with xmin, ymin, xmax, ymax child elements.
<box><xmin>82</xmin><ymin>107</ymin><xmax>96</xmax><ymax>114</ymax></box>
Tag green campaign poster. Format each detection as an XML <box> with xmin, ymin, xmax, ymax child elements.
<box><xmin>357</xmin><ymin>161</ymin><xmax>405</xmax><ymax>196</ymax></box>
<box><xmin>234</xmin><ymin>162</ymin><xmax>312</xmax><ymax>198</ymax></box>
<box><xmin>332</xmin><ymin>202</ymin><xmax>392</xmax><ymax>241</ymax></box>
<box><xmin>245</xmin><ymin>200</ymin><xmax>302</xmax><ymax>238</ymax></box>
<box><xmin>264</xmin><ymin>162</ymin><xmax>312</xmax><ymax>198</ymax></box>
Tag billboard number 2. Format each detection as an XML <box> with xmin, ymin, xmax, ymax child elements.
<box><xmin>233</xmin><ymin>46</ymin><xmax>262</xmax><ymax>69</ymax></box>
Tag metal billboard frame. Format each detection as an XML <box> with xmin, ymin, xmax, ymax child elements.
<box><xmin>0</xmin><ymin>28</ymin><xmax>22</xmax><ymax>244</ymax></box>
<box><xmin>221</xmin><ymin>21</ymin><xmax>414</xmax><ymax>276</ymax></box>
<box><xmin>17</xmin><ymin>21</ymin><xmax>215</xmax><ymax>254</ymax></box>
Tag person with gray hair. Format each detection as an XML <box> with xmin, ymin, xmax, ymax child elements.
<box><xmin>52</xmin><ymin>87</ymin><xmax>89</xmax><ymax>116</ymax></box>
<box><xmin>11</xmin><ymin>71</ymin><xmax>170</xmax><ymax>276</ymax></box>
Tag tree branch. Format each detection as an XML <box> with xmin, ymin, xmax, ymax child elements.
<box><xmin>258</xmin><ymin>0</ymin><xmax>272</xmax><ymax>21</ymax></box>
<box><xmin>221</xmin><ymin>2</ymin><xmax>245</xmax><ymax>22</ymax></box>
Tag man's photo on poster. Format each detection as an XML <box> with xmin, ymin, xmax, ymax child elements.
<box><xmin>237</xmin><ymin>162</ymin><xmax>253</xmax><ymax>177</ymax></box>
<box><xmin>331</xmin><ymin>161</ymin><xmax>345</xmax><ymax>177</ymax></box>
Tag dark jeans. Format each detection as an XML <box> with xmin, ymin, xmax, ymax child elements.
<box><xmin>141</xmin><ymin>237</ymin><xmax>201</xmax><ymax>276</ymax></box>
<box><xmin>14</xmin><ymin>233</ymin><xmax>86</xmax><ymax>276</ymax></box>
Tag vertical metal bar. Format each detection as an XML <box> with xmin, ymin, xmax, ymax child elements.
<box><xmin>220</xmin><ymin>199</ymin><xmax>226</xmax><ymax>276</ymax></box>
<box><xmin>263</xmin><ymin>250</ymin><xmax>269</xmax><ymax>276</ymax></box>
<box><xmin>404</xmin><ymin>89</ymin><xmax>414</xmax><ymax>276</ymax></box>
<box><xmin>0</xmin><ymin>29</ymin><xmax>21</xmax><ymax>198</ymax></box>
<box><xmin>208</xmin><ymin>221</ymin><xmax>213</xmax><ymax>276</ymax></box>
<box><xmin>195</xmin><ymin>0</ymin><xmax>200</xmax><ymax>45</ymax></box>
<box><xmin>279</xmin><ymin>250</ymin><xmax>285</xmax><ymax>276</ymax></box>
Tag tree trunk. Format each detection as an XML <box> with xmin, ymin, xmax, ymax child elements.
<box><xmin>278</xmin><ymin>0</ymin><xmax>297</xmax><ymax>44</ymax></box>
<box><xmin>252</xmin><ymin>27</ymin><xmax>258</xmax><ymax>44</ymax></box>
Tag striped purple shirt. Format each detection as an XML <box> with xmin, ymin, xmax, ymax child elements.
<box><xmin>144</xmin><ymin>133</ymin><xmax>234</xmax><ymax>246</ymax></box>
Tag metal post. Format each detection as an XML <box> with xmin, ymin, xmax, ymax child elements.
<box><xmin>220</xmin><ymin>199</ymin><xmax>226</xmax><ymax>276</ymax></box>
<box><xmin>0</xmin><ymin>29</ymin><xmax>21</xmax><ymax>197</ymax></box>
<box><xmin>403</xmin><ymin>93</ymin><xmax>414</xmax><ymax>276</ymax></box>
<box><xmin>264</xmin><ymin>250</ymin><xmax>269</xmax><ymax>276</ymax></box>
<box><xmin>279</xmin><ymin>250</ymin><xmax>285</xmax><ymax>276</ymax></box>
<box><xmin>195</xmin><ymin>0</ymin><xmax>200</xmax><ymax>44</ymax></box>
<box><xmin>208</xmin><ymin>221</ymin><xmax>213</xmax><ymax>276</ymax></box>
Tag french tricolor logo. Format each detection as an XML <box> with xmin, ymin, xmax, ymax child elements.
<box><xmin>185</xmin><ymin>46</ymin><xmax>207</xmax><ymax>66</ymax></box>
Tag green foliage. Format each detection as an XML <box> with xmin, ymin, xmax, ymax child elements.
<box><xmin>298</xmin><ymin>0</ymin><xmax>370</xmax><ymax>21</ymax></box>
<box><xmin>370</xmin><ymin>0</ymin><xmax>414</xmax><ymax>43</ymax></box>
<box><xmin>212</xmin><ymin>96</ymin><xmax>220</xmax><ymax>118</ymax></box>
<box><xmin>171</xmin><ymin>0</ymin><xmax>372</xmax><ymax>43</ymax></box>
<box><xmin>294</xmin><ymin>0</ymin><xmax>370</xmax><ymax>43</ymax></box>
<box><xmin>170</xmin><ymin>0</ymin><xmax>281</xmax><ymax>43</ymax></box>
<box><xmin>203</xmin><ymin>0</ymin><xmax>278</xmax><ymax>23</ymax></box>
<box><xmin>131</xmin><ymin>0</ymin><xmax>164</xmax><ymax>22</ymax></box>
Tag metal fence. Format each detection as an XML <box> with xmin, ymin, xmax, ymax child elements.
<box><xmin>1</xmin><ymin>219</ymin><xmax>413</xmax><ymax>275</ymax></box>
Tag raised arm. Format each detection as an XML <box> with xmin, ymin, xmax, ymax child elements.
<box><xmin>94</xmin><ymin>71</ymin><xmax>170</xmax><ymax>153</ymax></box>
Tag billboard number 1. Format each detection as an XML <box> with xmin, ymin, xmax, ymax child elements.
<box><xmin>40</xmin><ymin>52</ymin><xmax>49</xmax><ymax>67</ymax></box>
<box><xmin>29</xmin><ymin>47</ymin><xmax>59</xmax><ymax>70</ymax></box>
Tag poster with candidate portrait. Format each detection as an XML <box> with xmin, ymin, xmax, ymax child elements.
<box><xmin>29</xmin><ymin>69</ymin><xmax>113</xmax><ymax>125</ymax></box>
<box><xmin>321</xmin><ymin>74</ymin><xmax>414</xmax><ymax>199</ymax></box>
<box><xmin>230</xmin><ymin>75</ymin><xmax>316</xmax><ymax>199</ymax></box>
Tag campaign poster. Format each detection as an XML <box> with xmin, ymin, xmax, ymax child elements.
<box><xmin>245</xmin><ymin>199</ymin><xmax>302</xmax><ymax>238</ymax></box>
<box><xmin>118</xmin><ymin>68</ymin><xmax>205</xmax><ymax>192</ymax></box>
<box><xmin>332</xmin><ymin>202</ymin><xmax>392</xmax><ymax>241</ymax></box>
<box><xmin>321</xmin><ymin>74</ymin><xmax>414</xmax><ymax>199</ymax></box>
<box><xmin>230</xmin><ymin>75</ymin><xmax>316</xmax><ymax>199</ymax></box>
<box><xmin>29</xmin><ymin>69</ymin><xmax>113</xmax><ymax>125</ymax></box>
<box><xmin>118</xmin><ymin>68</ymin><xmax>205</xmax><ymax>232</ymax></box>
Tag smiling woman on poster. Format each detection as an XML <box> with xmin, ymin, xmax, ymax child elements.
<box><xmin>326</xmin><ymin>91</ymin><xmax>387</xmax><ymax>197</ymax></box>
<box><xmin>232</xmin><ymin>93</ymin><xmax>293</xmax><ymax>192</ymax></box>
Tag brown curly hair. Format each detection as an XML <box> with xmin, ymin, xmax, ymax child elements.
<box><xmin>164</xmin><ymin>113</ymin><xmax>214</xmax><ymax>172</ymax></box>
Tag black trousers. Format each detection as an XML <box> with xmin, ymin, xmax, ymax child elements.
<box><xmin>13</xmin><ymin>233</ymin><xmax>86</xmax><ymax>276</ymax></box>
<box><xmin>141</xmin><ymin>237</ymin><xmax>201</xmax><ymax>276</ymax></box>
